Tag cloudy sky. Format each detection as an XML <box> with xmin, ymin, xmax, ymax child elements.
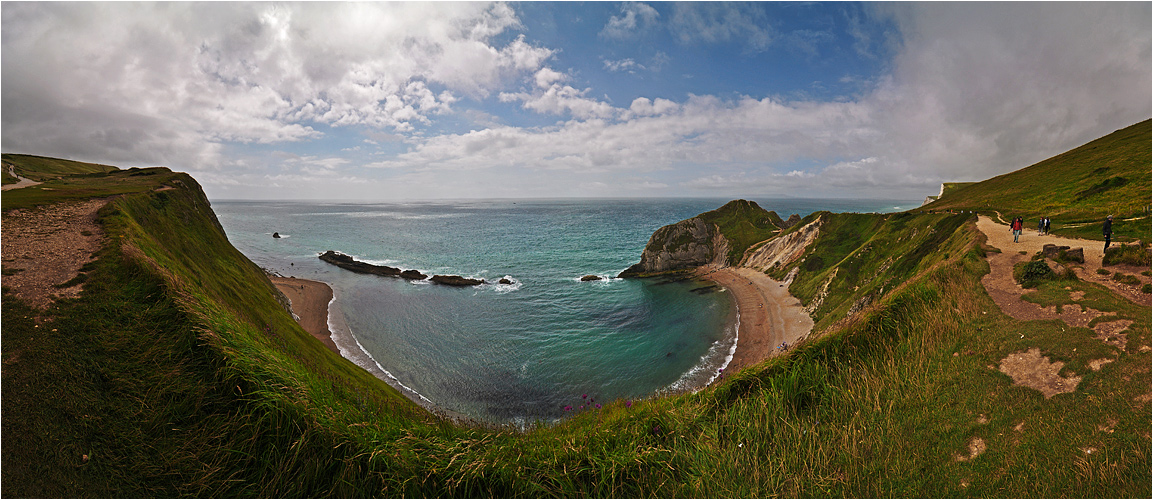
<box><xmin>2</xmin><ymin>2</ymin><xmax>1149</xmax><ymax>201</ymax></box>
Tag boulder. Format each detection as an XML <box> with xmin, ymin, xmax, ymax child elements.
<box><xmin>498</xmin><ymin>277</ymin><xmax>513</xmax><ymax>285</ymax></box>
<box><xmin>580</xmin><ymin>275</ymin><xmax>603</xmax><ymax>281</ymax></box>
<box><xmin>399</xmin><ymin>269</ymin><xmax>428</xmax><ymax>280</ymax></box>
<box><xmin>1041</xmin><ymin>244</ymin><xmax>1069</xmax><ymax>259</ymax></box>
<box><xmin>431</xmin><ymin>275</ymin><xmax>485</xmax><ymax>286</ymax></box>
<box><xmin>1041</xmin><ymin>244</ymin><xmax>1084</xmax><ymax>263</ymax></box>
<box><xmin>272</xmin><ymin>232</ymin><xmax>281</xmax><ymax>238</ymax></box>
<box><xmin>1061</xmin><ymin>247</ymin><xmax>1085</xmax><ymax>263</ymax></box>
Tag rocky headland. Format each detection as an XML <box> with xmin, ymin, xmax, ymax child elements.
<box><xmin>618</xmin><ymin>199</ymin><xmax>799</xmax><ymax>278</ymax></box>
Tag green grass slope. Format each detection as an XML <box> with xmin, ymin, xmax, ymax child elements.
<box><xmin>699</xmin><ymin>199</ymin><xmax>785</xmax><ymax>265</ymax></box>
<box><xmin>923</xmin><ymin>120</ymin><xmax>1152</xmax><ymax>242</ymax></box>
<box><xmin>3</xmin><ymin>158</ymin><xmax>1149</xmax><ymax>496</ymax></box>
<box><xmin>3</xmin><ymin>169</ymin><xmax>436</xmax><ymax>496</ymax></box>
<box><xmin>2</xmin><ymin>153</ymin><xmax>118</xmax><ymax>184</ymax></box>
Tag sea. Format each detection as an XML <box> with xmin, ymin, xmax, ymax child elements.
<box><xmin>213</xmin><ymin>198</ymin><xmax>920</xmax><ymax>425</ymax></box>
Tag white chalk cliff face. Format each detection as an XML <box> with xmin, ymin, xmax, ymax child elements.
<box><xmin>741</xmin><ymin>217</ymin><xmax>823</xmax><ymax>271</ymax></box>
<box><xmin>618</xmin><ymin>217</ymin><xmax>730</xmax><ymax>277</ymax></box>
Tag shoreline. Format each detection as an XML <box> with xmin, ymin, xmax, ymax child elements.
<box><xmin>696</xmin><ymin>265</ymin><xmax>814</xmax><ymax>378</ymax></box>
<box><xmin>270</xmin><ymin>276</ymin><xmax>340</xmax><ymax>354</ymax></box>
<box><xmin>270</xmin><ymin>274</ymin><xmax>482</xmax><ymax>426</ymax></box>
<box><xmin>269</xmin><ymin>266</ymin><xmax>814</xmax><ymax>422</ymax></box>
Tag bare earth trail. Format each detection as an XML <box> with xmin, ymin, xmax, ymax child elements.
<box><xmin>976</xmin><ymin>215</ymin><xmax>1150</xmax><ymax>312</ymax></box>
<box><xmin>1</xmin><ymin>164</ymin><xmax>43</xmax><ymax>191</ymax></box>
<box><xmin>974</xmin><ymin>215</ymin><xmax>1151</xmax><ymax>399</ymax></box>
<box><xmin>2</xmin><ymin>199</ymin><xmax>108</xmax><ymax>309</ymax></box>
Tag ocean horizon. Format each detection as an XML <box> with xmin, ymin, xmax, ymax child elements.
<box><xmin>214</xmin><ymin>197</ymin><xmax>921</xmax><ymax>424</ymax></box>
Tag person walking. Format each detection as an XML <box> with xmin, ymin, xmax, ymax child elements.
<box><xmin>1043</xmin><ymin>217</ymin><xmax>1050</xmax><ymax>235</ymax></box>
<box><xmin>1037</xmin><ymin>218</ymin><xmax>1045</xmax><ymax>235</ymax></box>
<box><xmin>1011</xmin><ymin>216</ymin><xmax>1023</xmax><ymax>243</ymax></box>
<box><xmin>1103</xmin><ymin>215</ymin><xmax>1113</xmax><ymax>251</ymax></box>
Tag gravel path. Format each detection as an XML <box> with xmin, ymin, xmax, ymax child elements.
<box><xmin>2</xmin><ymin>199</ymin><xmax>108</xmax><ymax>309</ymax></box>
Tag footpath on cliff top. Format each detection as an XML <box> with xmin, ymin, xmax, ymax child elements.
<box><xmin>975</xmin><ymin>214</ymin><xmax>1150</xmax><ymax>399</ymax></box>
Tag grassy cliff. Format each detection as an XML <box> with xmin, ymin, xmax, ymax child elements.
<box><xmin>3</xmin><ymin>131</ymin><xmax>1149</xmax><ymax>497</ymax></box>
<box><xmin>924</xmin><ymin>120</ymin><xmax>1152</xmax><ymax>241</ymax></box>
<box><xmin>2</xmin><ymin>153</ymin><xmax>118</xmax><ymax>184</ymax></box>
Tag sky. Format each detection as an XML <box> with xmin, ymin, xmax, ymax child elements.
<box><xmin>2</xmin><ymin>1</ymin><xmax>1150</xmax><ymax>201</ymax></box>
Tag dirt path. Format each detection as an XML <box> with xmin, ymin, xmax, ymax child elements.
<box><xmin>698</xmin><ymin>265</ymin><xmax>813</xmax><ymax>375</ymax></box>
<box><xmin>2</xmin><ymin>199</ymin><xmax>108</xmax><ymax>309</ymax></box>
<box><xmin>975</xmin><ymin>215</ymin><xmax>1150</xmax><ymax>398</ymax></box>
<box><xmin>976</xmin><ymin>216</ymin><xmax>1149</xmax><ymax>310</ymax></box>
<box><xmin>2</xmin><ymin>164</ymin><xmax>43</xmax><ymax>191</ymax></box>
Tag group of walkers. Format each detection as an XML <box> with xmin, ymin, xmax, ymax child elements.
<box><xmin>1009</xmin><ymin>214</ymin><xmax>1116</xmax><ymax>251</ymax></box>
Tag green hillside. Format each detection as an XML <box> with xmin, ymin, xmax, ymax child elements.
<box><xmin>2</xmin><ymin>149</ymin><xmax>1149</xmax><ymax>496</ymax></box>
<box><xmin>698</xmin><ymin>199</ymin><xmax>785</xmax><ymax>265</ymax></box>
<box><xmin>924</xmin><ymin>120</ymin><xmax>1152</xmax><ymax>241</ymax></box>
<box><xmin>2</xmin><ymin>153</ymin><xmax>119</xmax><ymax>184</ymax></box>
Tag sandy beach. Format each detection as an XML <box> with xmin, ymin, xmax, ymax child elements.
<box><xmin>698</xmin><ymin>265</ymin><xmax>814</xmax><ymax>376</ymax></box>
<box><xmin>270</xmin><ymin>275</ymin><xmax>340</xmax><ymax>354</ymax></box>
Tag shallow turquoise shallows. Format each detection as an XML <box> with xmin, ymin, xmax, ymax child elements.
<box><xmin>214</xmin><ymin>198</ymin><xmax>918</xmax><ymax>424</ymax></box>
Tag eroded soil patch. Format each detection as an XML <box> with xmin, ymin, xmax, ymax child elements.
<box><xmin>998</xmin><ymin>347</ymin><xmax>1081</xmax><ymax>398</ymax></box>
<box><xmin>2</xmin><ymin>199</ymin><xmax>108</xmax><ymax>309</ymax></box>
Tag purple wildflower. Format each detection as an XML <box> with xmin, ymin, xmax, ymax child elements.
<box><xmin>595</xmin><ymin>403</ymin><xmax>601</xmax><ymax>409</ymax></box>
<box><xmin>582</xmin><ymin>394</ymin><xmax>588</xmax><ymax>399</ymax></box>
<box><xmin>625</xmin><ymin>400</ymin><xmax>633</xmax><ymax>408</ymax></box>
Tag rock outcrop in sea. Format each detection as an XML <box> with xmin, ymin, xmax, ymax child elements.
<box><xmin>430</xmin><ymin>275</ymin><xmax>485</xmax><ymax>286</ymax></box>
<box><xmin>318</xmin><ymin>250</ymin><xmax>428</xmax><ymax>280</ymax></box>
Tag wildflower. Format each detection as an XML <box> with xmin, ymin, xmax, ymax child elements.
<box><xmin>595</xmin><ymin>403</ymin><xmax>601</xmax><ymax>409</ymax></box>
<box><xmin>625</xmin><ymin>400</ymin><xmax>633</xmax><ymax>408</ymax></box>
<box><xmin>582</xmin><ymin>394</ymin><xmax>587</xmax><ymax>399</ymax></box>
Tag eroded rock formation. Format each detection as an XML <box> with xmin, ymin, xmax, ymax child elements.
<box><xmin>618</xmin><ymin>217</ymin><xmax>729</xmax><ymax>277</ymax></box>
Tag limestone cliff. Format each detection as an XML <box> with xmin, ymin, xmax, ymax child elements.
<box><xmin>619</xmin><ymin>199</ymin><xmax>790</xmax><ymax>277</ymax></box>
<box><xmin>618</xmin><ymin>217</ymin><xmax>730</xmax><ymax>277</ymax></box>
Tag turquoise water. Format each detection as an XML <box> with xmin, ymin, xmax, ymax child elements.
<box><xmin>213</xmin><ymin>198</ymin><xmax>918</xmax><ymax>424</ymax></box>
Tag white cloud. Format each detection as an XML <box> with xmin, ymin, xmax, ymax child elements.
<box><xmin>533</xmin><ymin>67</ymin><xmax>568</xmax><ymax>88</ymax></box>
<box><xmin>600</xmin><ymin>2</ymin><xmax>660</xmax><ymax>40</ymax></box>
<box><xmin>603</xmin><ymin>58</ymin><xmax>644</xmax><ymax>73</ymax></box>
<box><xmin>500</xmin><ymin>84</ymin><xmax>618</xmax><ymax>120</ymax></box>
<box><xmin>628</xmin><ymin>97</ymin><xmax>680</xmax><ymax>117</ymax></box>
<box><xmin>669</xmin><ymin>3</ymin><xmax>772</xmax><ymax>52</ymax></box>
<box><xmin>1</xmin><ymin>2</ymin><xmax>550</xmax><ymax>168</ymax></box>
<box><xmin>3</xmin><ymin>2</ymin><xmax>1149</xmax><ymax>201</ymax></box>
